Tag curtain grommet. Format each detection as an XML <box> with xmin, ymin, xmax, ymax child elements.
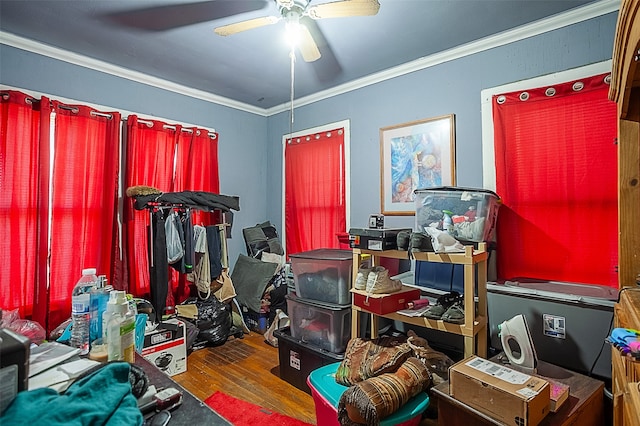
<box><xmin>545</xmin><ymin>88</ymin><xmax>556</xmax><ymax>97</ymax></box>
<box><xmin>572</xmin><ymin>81</ymin><xmax>584</xmax><ymax>91</ymax></box>
<box><xmin>519</xmin><ymin>92</ymin><xmax>529</xmax><ymax>101</ymax></box>
<box><xmin>496</xmin><ymin>95</ymin><xmax>506</xmax><ymax>104</ymax></box>
<box><xmin>604</xmin><ymin>74</ymin><xmax>611</xmax><ymax>85</ymax></box>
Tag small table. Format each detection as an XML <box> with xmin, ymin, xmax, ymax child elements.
<box><xmin>135</xmin><ymin>354</ymin><xmax>231</xmax><ymax>425</ymax></box>
<box><xmin>432</xmin><ymin>355</ymin><xmax>604</xmax><ymax>426</ymax></box>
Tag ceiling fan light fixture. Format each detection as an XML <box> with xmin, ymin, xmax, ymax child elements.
<box><xmin>284</xmin><ymin>12</ymin><xmax>302</xmax><ymax>47</ymax></box>
<box><xmin>277</xmin><ymin>0</ymin><xmax>296</xmax><ymax>9</ymax></box>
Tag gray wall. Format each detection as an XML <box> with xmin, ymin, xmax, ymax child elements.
<box><xmin>1</xmin><ymin>12</ymin><xmax>618</xmax><ymax>265</ymax></box>
<box><xmin>1</xmin><ymin>44</ymin><xmax>268</xmax><ymax>260</ymax></box>
<box><xmin>266</xmin><ymin>13</ymin><xmax>618</xmax><ymax>233</ymax></box>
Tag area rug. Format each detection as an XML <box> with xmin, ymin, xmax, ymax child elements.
<box><xmin>204</xmin><ymin>391</ymin><xmax>314</xmax><ymax>426</ymax></box>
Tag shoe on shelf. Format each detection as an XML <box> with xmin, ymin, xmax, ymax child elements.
<box><xmin>423</xmin><ymin>291</ymin><xmax>460</xmax><ymax>320</ymax></box>
<box><xmin>410</xmin><ymin>232</ymin><xmax>433</xmax><ymax>252</ymax></box>
<box><xmin>396</xmin><ymin>230</ymin><xmax>411</xmax><ymax>250</ymax></box>
<box><xmin>354</xmin><ymin>267</ymin><xmax>372</xmax><ymax>290</ymax></box>
<box><xmin>365</xmin><ymin>266</ymin><xmax>402</xmax><ymax>294</ymax></box>
<box><xmin>441</xmin><ymin>298</ymin><xmax>465</xmax><ymax>324</ymax></box>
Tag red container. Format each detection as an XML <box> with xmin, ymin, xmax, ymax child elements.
<box><xmin>336</xmin><ymin>232</ymin><xmax>351</xmax><ymax>249</ymax></box>
<box><xmin>351</xmin><ymin>286</ymin><xmax>420</xmax><ymax>315</ymax></box>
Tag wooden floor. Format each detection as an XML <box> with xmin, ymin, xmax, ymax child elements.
<box><xmin>172</xmin><ymin>331</ymin><xmax>317</xmax><ymax>424</ymax></box>
<box><xmin>171</xmin><ymin>330</ymin><xmax>438</xmax><ymax>425</ymax></box>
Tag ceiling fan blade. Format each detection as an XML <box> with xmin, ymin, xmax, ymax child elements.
<box><xmin>214</xmin><ymin>16</ymin><xmax>280</xmax><ymax>36</ymax></box>
<box><xmin>307</xmin><ymin>0</ymin><xmax>380</xmax><ymax>20</ymax></box>
<box><xmin>301</xmin><ymin>17</ymin><xmax>343</xmax><ymax>80</ymax></box>
<box><xmin>105</xmin><ymin>1</ymin><xmax>267</xmax><ymax>31</ymax></box>
<box><xmin>298</xmin><ymin>24</ymin><xmax>321</xmax><ymax>62</ymax></box>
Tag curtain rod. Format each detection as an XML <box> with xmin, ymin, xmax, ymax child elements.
<box><xmin>1</xmin><ymin>91</ymin><xmax>217</xmax><ymax>137</ymax></box>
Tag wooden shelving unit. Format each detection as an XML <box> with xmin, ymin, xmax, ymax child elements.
<box><xmin>609</xmin><ymin>1</ymin><xmax>640</xmax><ymax>424</ymax></box>
<box><xmin>612</xmin><ymin>289</ymin><xmax>640</xmax><ymax>426</ymax></box>
<box><xmin>350</xmin><ymin>242</ymin><xmax>488</xmax><ymax>358</ymax></box>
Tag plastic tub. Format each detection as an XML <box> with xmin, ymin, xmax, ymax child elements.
<box><xmin>307</xmin><ymin>362</ymin><xmax>430</xmax><ymax>426</ymax></box>
<box><xmin>290</xmin><ymin>249</ymin><xmax>353</xmax><ymax>305</ymax></box>
<box><xmin>415</xmin><ymin>186</ymin><xmax>500</xmax><ymax>243</ymax></box>
<box><xmin>286</xmin><ymin>295</ymin><xmax>351</xmax><ymax>353</ymax></box>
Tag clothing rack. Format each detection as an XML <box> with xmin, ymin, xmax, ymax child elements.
<box><xmin>144</xmin><ymin>202</ymin><xmax>230</xmax><ymax>269</ymax></box>
<box><xmin>129</xmin><ymin>190</ymin><xmax>239</xmax><ymax>318</ymax></box>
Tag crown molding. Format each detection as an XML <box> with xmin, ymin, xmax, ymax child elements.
<box><xmin>2</xmin><ymin>0</ymin><xmax>618</xmax><ymax>117</ymax></box>
<box><xmin>0</xmin><ymin>31</ymin><xmax>268</xmax><ymax>116</ymax></box>
<box><xmin>266</xmin><ymin>0</ymin><xmax>619</xmax><ymax>114</ymax></box>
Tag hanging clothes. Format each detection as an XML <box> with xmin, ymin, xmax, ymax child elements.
<box><xmin>206</xmin><ymin>225</ymin><xmax>223</xmax><ymax>281</ymax></box>
<box><xmin>187</xmin><ymin>224</ymin><xmax>212</xmax><ymax>298</ymax></box>
<box><xmin>149</xmin><ymin>210</ymin><xmax>169</xmax><ymax>319</ymax></box>
<box><xmin>182</xmin><ymin>211</ymin><xmax>194</xmax><ymax>273</ymax></box>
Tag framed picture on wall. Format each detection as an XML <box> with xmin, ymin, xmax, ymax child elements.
<box><xmin>380</xmin><ymin>114</ymin><xmax>456</xmax><ymax>215</ymax></box>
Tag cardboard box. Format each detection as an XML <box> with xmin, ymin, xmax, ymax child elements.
<box><xmin>141</xmin><ymin>319</ymin><xmax>187</xmax><ymax>376</ymax></box>
<box><xmin>351</xmin><ymin>286</ymin><xmax>420</xmax><ymax>315</ymax></box>
<box><xmin>449</xmin><ymin>356</ymin><xmax>550</xmax><ymax>426</ymax></box>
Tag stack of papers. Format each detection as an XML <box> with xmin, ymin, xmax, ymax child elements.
<box><xmin>28</xmin><ymin>342</ymin><xmax>100</xmax><ymax>392</ymax></box>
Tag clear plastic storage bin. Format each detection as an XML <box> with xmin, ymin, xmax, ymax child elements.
<box><xmin>290</xmin><ymin>249</ymin><xmax>353</xmax><ymax>305</ymax></box>
<box><xmin>414</xmin><ymin>186</ymin><xmax>500</xmax><ymax>243</ymax></box>
<box><xmin>286</xmin><ymin>295</ymin><xmax>351</xmax><ymax>354</ymax></box>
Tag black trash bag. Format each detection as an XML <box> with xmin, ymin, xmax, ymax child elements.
<box><xmin>181</xmin><ymin>295</ymin><xmax>232</xmax><ymax>347</ymax></box>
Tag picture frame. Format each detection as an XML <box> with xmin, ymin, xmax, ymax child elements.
<box><xmin>380</xmin><ymin>114</ymin><xmax>456</xmax><ymax>215</ymax></box>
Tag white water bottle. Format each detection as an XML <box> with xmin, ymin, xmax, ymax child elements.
<box><xmin>70</xmin><ymin>268</ymin><xmax>99</xmax><ymax>355</ymax></box>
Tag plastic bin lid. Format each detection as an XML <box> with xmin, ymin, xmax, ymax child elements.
<box><xmin>414</xmin><ymin>186</ymin><xmax>499</xmax><ymax>199</ymax></box>
<box><xmin>286</xmin><ymin>294</ymin><xmax>351</xmax><ymax>310</ymax></box>
<box><xmin>273</xmin><ymin>328</ymin><xmax>344</xmax><ymax>360</ymax></box>
<box><xmin>289</xmin><ymin>248</ymin><xmax>352</xmax><ymax>261</ymax></box>
<box><xmin>307</xmin><ymin>362</ymin><xmax>430</xmax><ymax>423</ymax></box>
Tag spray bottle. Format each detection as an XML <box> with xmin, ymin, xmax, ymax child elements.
<box><xmin>442</xmin><ymin>209</ymin><xmax>454</xmax><ymax>234</ymax></box>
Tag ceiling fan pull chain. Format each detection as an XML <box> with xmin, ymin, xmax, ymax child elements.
<box><xmin>289</xmin><ymin>49</ymin><xmax>296</xmax><ymax>132</ymax></box>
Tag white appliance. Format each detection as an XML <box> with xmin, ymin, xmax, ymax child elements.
<box><xmin>498</xmin><ymin>314</ymin><xmax>538</xmax><ymax>374</ymax></box>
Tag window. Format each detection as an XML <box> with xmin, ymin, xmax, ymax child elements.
<box><xmin>482</xmin><ymin>62</ymin><xmax>618</xmax><ymax>287</ymax></box>
<box><xmin>283</xmin><ymin>120</ymin><xmax>350</xmax><ymax>255</ymax></box>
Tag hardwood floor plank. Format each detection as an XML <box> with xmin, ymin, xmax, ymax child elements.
<box><xmin>172</xmin><ymin>332</ymin><xmax>317</xmax><ymax>424</ymax></box>
<box><xmin>170</xmin><ymin>329</ymin><xmax>438</xmax><ymax>425</ymax></box>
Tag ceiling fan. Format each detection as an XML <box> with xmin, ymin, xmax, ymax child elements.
<box><xmin>213</xmin><ymin>0</ymin><xmax>381</xmax><ymax>62</ymax></box>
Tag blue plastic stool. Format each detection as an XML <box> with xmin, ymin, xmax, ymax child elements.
<box><xmin>307</xmin><ymin>362</ymin><xmax>430</xmax><ymax>426</ymax></box>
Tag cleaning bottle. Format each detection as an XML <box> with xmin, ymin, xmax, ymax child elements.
<box><xmin>89</xmin><ymin>275</ymin><xmax>112</xmax><ymax>346</ymax></box>
<box><xmin>442</xmin><ymin>210</ymin><xmax>454</xmax><ymax>234</ymax></box>
<box><xmin>106</xmin><ymin>291</ymin><xmax>136</xmax><ymax>362</ymax></box>
<box><xmin>70</xmin><ymin>268</ymin><xmax>99</xmax><ymax>355</ymax></box>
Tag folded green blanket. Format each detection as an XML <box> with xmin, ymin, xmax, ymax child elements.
<box><xmin>1</xmin><ymin>362</ymin><xmax>142</xmax><ymax>426</ymax></box>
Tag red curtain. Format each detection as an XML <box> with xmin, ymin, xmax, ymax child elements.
<box><xmin>493</xmin><ymin>73</ymin><xmax>618</xmax><ymax>287</ymax></box>
<box><xmin>124</xmin><ymin>116</ymin><xmax>179</xmax><ymax>297</ymax></box>
<box><xmin>285</xmin><ymin>128</ymin><xmax>346</xmax><ymax>255</ymax></box>
<box><xmin>170</xmin><ymin>127</ymin><xmax>221</xmax><ymax>304</ymax></box>
<box><xmin>47</xmin><ymin>101</ymin><xmax>121</xmax><ymax>330</ymax></box>
<box><xmin>0</xmin><ymin>91</ymin><xmax>50</xmax><ymax>323</ymax></box>
<box><xmin>176</xmin><ymin>128</ymin><xmax>220</xmax><ymax>225</ymax></box>
<box><xmin>2</xmin><ymin>92</ymin><xmax>220</xmax><ymax>332</ymax></box>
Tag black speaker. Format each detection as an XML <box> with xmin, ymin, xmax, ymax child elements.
<box><xmin>0</xmin><ymin>328</ymin><xmax>31</xmax><ymax>413</ymax></box>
